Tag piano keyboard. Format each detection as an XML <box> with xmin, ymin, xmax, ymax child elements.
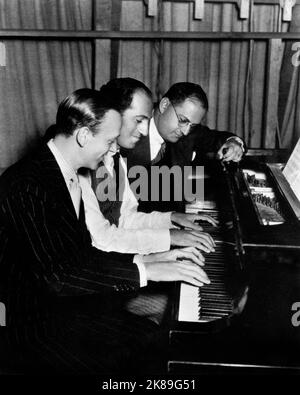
<box><xmin>178</xmin><ymin>210</ymin><xmax>234</xmax><ymax>323</ymax></box>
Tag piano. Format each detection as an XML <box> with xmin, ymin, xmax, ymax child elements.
<box><xmin>168</xmin><ymin>149</ymin><xmax>300</xmax><ymax>374</ymax></box>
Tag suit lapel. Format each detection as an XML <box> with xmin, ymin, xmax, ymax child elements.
<box><xmin>37</xmin><ymin>145</ymin><xmax>81</xmax><ymax>222</ymax></box>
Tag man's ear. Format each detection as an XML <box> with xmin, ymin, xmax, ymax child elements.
<box><xmin>76</xmin><ymin>127</ymin><xmax>91</xmax><ymax>147</ymax></box>
<box><xmin>159</xmin><ymin>97</ymin><xmax>170</xmax><ymax>114</ymax></box>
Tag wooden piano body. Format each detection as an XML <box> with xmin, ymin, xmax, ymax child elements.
<box><xmin>168</xmin><ymin>149</ymin><xmax>300</xmax><ymax>374</ymax></box>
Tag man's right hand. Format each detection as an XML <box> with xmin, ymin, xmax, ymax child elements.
<box><xmin>170</xmin><ymin>229</ymin><xmax>215</xmax><ymax>253</ymax></box>
<box><xmin>144</xmin><ymin>260</ymin><xmax>210</xmax><ymax>287</ymax></box>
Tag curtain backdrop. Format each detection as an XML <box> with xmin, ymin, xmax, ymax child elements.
<box><xmin>278</xmin><ymin>5</ymin><xmax>300</xmax><ymax>150</ymax></box>
<box><xmin>117</xmin><ymin>0</ymin><xmax>289</xmax><ymax>148</ymax></box>
<box><xmin>0</xmin><ymin>0</ymin><xmax>297</xmax><ymax>171</ymax></box>
<box><xmin>0</xmin><ymin>0</ymin><xmax>92</xmax><ymax>170</ymax></box>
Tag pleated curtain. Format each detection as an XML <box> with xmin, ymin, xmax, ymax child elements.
<box><xmin>0</xmin><ymin>0</ymin><xmax>92</xmax><ymax>171</ymax></box>
<box><xmin>279</xmin><ymin>5</ymin><xmax>300</xmax><ymax>150</ymax></box>
<box><xmin>0</xmin><ymin>0</ymin><xmax>299</xmax><ymax>171</ymax></box>
<box><xmin>116</xmin><ymin>1</ymin><xmax>290</xmax><ymax>148</ymax></box>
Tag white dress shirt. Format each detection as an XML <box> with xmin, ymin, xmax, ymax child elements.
<box><xmin>79</xmin><ymin>150</ymin><xmax>173</xmax><ymax>255</ymax></box>
<box><xmin>149</xmin><ymin>117</ymin><xmax>165</xmax><ymax>161</ymax></box>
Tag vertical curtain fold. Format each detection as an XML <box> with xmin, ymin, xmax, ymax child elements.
<box><xmin>0</xmin><ymin>0</ymin><xmax>299</xmax><ymax>170</ymax></box>
<box><xmin>279</xmin><ymin>5</ymin><xmax>300</xmax><ymax>150</ymax></box>
<box><xmin>0</xmin><ymin>0</ymin><xmax>92</xmax><ymax>170</ymax></box>
<box><xmin>115</xmin><ymin>1</ymin><xmax>291</xmax><ymax>149</ymax></box>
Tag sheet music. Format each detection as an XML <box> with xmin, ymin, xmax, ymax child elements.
<box><xmin>283</xmin><ymin>138</ymin><xmax>300</xmax><ymax>202</ymax></box>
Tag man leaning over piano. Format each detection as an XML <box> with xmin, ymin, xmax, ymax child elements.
<box><xmin>77</xmin><ymin>79</ymin><xmax>245</xmax><ymax>326</ymax></box>
<box><xmin>122</xmin><ymin>81</ymin><xmax>245</xmax><ymax>214</ymax></box>
<box><xmin>79</xmin><ymin>78</ymin><xmax>218</xmax><ymax>258</ymax></box>
<box><xmin>80</xmin><ymin>79</ymin><xmax>245</xmax><ymax>258</ymax></box>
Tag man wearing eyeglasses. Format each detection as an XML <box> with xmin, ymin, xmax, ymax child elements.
<box><xmin>124</xmin><ymin>82</ymin><xmax>244</xmax><ymax>171</ymax></box>
<box><xmin>123</xmin><ymin>82</ymin><xmax>245</xmax><ymax>213</ymax></box>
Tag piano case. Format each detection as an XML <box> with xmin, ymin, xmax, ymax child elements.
<box><xmin>168</xmin><ymin>150</ymin><xmax>300</xmax><ymax>374</ymax></box>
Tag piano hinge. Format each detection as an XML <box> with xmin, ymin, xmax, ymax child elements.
<box><xmin>221</xmin><ymin>162</ymin><xmax>245</xmax><ymax>265</ymax></box>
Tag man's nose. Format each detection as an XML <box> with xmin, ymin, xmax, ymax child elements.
<box><xmin>181</xmin><ymin>124</ymin><xmax>192</xmax><ymax>136</ymax></box>
<box><xmin>138</xmin><ymin>122</ymin><xmax>149</xmax><ymax>137</ymax></box>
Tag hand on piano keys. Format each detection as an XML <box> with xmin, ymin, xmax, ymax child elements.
<box><xmin>170</xmin><ymin>228</ymin><xmax>216</xmax><ymax>253</ymax></box>
<box><xmin>170</xmin><ymin>212</ymin><xmax>218</xmax><ymax>252</ymax></box>
<box><xmin>143</xmin><ymin>256</ymin><xmax>210</xmax><ymax>287</ymax></box>
<box><xmin>171</xmin><ymin>212</ymin><xmax>219</xmax><ymax>230</ymax></box>
<box><xmin>144</xmin><ymin>246</ymin><xmax>206</xmax><ymax>265</ymax></box>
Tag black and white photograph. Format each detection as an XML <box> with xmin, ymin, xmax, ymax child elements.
<box><xmin>0</xmin><ymin>0</ymin><xmax>299</xmax><ymax>389</ymax></box>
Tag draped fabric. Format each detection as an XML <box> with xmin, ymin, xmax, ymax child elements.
<box><xmin>117</xmin><ymin>1</ymin><xmax>290</xmax><ymax>148</ymax></box>
<box><xmin>0</xmin><ymin>0</ymin><xmax>297</xmax><ymax>171</ymax></box>
<box><xmin>278</xmin><ymin>5</ymin><xmax>300</xmax><ymax>150</ymax></box>
<box><xmin>0</xmin><ymin>0</ymin><xmax>92</xmax><ymax>171</ymax></box>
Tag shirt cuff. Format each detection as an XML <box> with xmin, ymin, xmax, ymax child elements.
<box><xmin>167</xmin><ymin>211</ymin><xmax>179</xmax><ymax>228</ymax></box>
<box><xmin>133</xmin><ymin>255</ymin><xmax>148</xmax><ymax>287</ymax></box>
<box><xmin>226</xmin><ymin>136</ymin><xmax>245</xmax><ymax>152</ymax></box>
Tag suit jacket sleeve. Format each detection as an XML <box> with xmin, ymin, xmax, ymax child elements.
<box><xmin>168</xmin><ymin>125</ymin><xmax>244</xmax><ymax>166</ymax></box>
<box><xmin>0</xmin><ymin>180</ymin><xmax>140</xmax><ymax>296</ymax></box>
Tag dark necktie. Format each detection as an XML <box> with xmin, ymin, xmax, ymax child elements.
<box><xmin>113</xmin><ymin>152</ymin><xmax>126</xmax><ymax>201</ymax></box>
<box><xmin>151</xmin><ymin>142</ymin><xmax>166</xmax><ymax>165</ymax></box>
<box><xmin>91</xmin><ymin>153</ymin><xmax>125</xmax><ymax>226</ymax></box>
<box><xmin>69</xmin><ymin>175</ymin><xmax>82</xmax><ymax>218</ymax></box>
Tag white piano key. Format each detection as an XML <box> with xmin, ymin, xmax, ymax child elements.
<box><xmin>178</xmin><ymin>282</ymin><xmax>200</xmax><ymax>322</ymax></box>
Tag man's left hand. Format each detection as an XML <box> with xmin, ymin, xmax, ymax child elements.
<box><xmin>217</xmin><ymin>139</ymin><xmax>244</xmax><ymax>162</ymax></box>
<box><xmin>171</xmin><ymin>212</ymin><xmax>218</xmax><ymax>230</ymax></box>
<box><xmin>143</xmin><ymin>247</ymin><xmax>205</xmax><ymax>266</ymax></box>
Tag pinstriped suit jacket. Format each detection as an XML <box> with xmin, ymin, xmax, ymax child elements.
<box><xmin>0</xmin><ymin>144</ymin><xmax>140</xmax><ymax>330</ymax></box>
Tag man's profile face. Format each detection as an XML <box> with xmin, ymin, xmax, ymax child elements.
<box><xmin>117</xmin><ymin>90</ymin><xmax>153</xmax><ymax>149</ymax></box>
<box><xmin>157</xmin><ymin>98</ymin><xmax>206</xmax><ymax>143</ymax></box>
<box><xmin>84</xmin><ymin>109</ymin><xmax>121</xmax><ymax>169</ymax></box>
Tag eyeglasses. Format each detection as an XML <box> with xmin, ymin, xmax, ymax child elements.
<box><xmin>170</xmin><ymin>102</ymin><xmax>197</xmax><ymax>134</ymax></box>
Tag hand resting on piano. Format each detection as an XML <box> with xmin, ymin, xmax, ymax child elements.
<box><xmin>170</xmin><ymin>212</ymin><xmax>218</xmax><ymax>253</ymax></box>
<box><xmin>144</xmin><ymin>261</ymin><xmax>210</xmax><ymax>288</ymax></box>
<box><xmin>142</xmin><ymin>247</ymin><xmax>211</xmax><ymax>287</ymax></box>
<box><xmin>170</xmin><ymin>229</ymin><xmax>216</xmax><ymax>253</ymax></box>
<box><xmin>217</xmin><ymin>137</ymin><xmax>244</xmax><ymax>162</ymax></box>
<box><xmin>171</xmin><ymin>212</ymin><xmax>219</xmax><ymax>229</ymax></box>
<box><xmin>144</xmin><ymin>246</ymin><xmax>206</xmax><ymax>266</ymax></box>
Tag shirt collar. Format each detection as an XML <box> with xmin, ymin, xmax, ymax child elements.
<box><xmin>149</xmin><ymin>117</ymin><xmax>165</xmax><ymax>160</ymax></box>
<box><xmin>149</xmin><ymin>117</ymin><xmax>164</xmax><ymax>146</ymax></box>
<box><xmin>100</xmin><ymin>142</ymin><xmax>120</xmax><ymax>174</ymax></box>
<box><xmin>47</xmin><ymin>139</ymin><xmax>78</xmax><ymax>184</ymax></box>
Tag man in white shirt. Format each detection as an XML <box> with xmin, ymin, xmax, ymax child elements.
<box><xmin>80</xmin><ymin>78</ymin><xmax>217</xmax><ymax>258</ymax></box>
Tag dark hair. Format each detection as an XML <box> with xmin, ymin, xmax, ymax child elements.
<box><xmin>54</xmin><ymin>88</ymin><xmax>118</xmax><ymax>137</ymax></box>
<box><xmin>99</xmin><ymin>78</ymin><xmax>152</xmax><ymax>114</ymax></box>
<box><xmin>162</xmin><ymin>82</ymin><xmax>208</xmax><ymax>111</ymax></box>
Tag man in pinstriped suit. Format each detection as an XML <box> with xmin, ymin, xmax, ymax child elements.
<box><xmin>0</xmin><ymin>88</ymin><xmax>209</xmax><ymax>374</ymax></box>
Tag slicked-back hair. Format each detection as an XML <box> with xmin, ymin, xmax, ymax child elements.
<box><xmin>54</xmin><ymin>88</ymin><xmax>118</xmax><ymax>137</ymax></box>
<box><xmin>99</xmin><ymin>78</ymin><xmax>152</xmax><ymax>114</ymax></box>
<box><xmin>162</xmin><ymin>82</ymin><xmax>208</xmax><ymax>111</ymax></box>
